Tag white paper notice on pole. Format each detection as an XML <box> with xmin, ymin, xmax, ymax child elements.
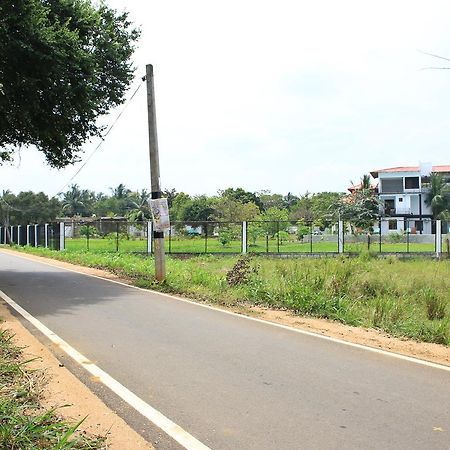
<box><xmin>149</xmin><ymin>198</ymin><xmax>170</xmax><ymax>231</ymax></box>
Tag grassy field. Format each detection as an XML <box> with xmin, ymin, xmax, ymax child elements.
<box><xmin>65</xmin><ymin>236</ymin><xmax>438</xmax><ymax>254</ymax></box>
<box><xmin>0</xmin><ymin>327</ymin><xmax>105</xmax><ymax>449</ymax></box>
<box><xmin>11</xmin><ymin>245</ymin><xmax>450</xmax><ymax>346</ymax></box>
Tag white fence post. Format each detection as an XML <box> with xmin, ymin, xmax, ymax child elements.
<box><xmin>59</xmin><ymin>222</ymin><xmax>65</xmax><ymax>251</ymax></box>
<box><xmin>34</xmin><ymin>225</ymin><xmax>38</xmax><ymax>247</ymax></box>
<box><xmin>338</xmin><ymin>220</ymin><xmax>344</xmax><ymax>253</ymax></box>
<box><xmin>44</xmin><ymin>224</ymin><xmax>49</xmax><ymax>248</ymax></box>
<box><xmin>436</xmin><ymin>220</ymin><xmax>442</xmax><ymax>257</ymax></box>
<box><xmin>18</xmin><ymin>225</ymin><xmax>22</xmax><ymax>245</ymax></box>
<box><xmin>147</xmin><ymin>221</ymin><xmax>153</xmax><ymax>255</ymax></box>
<box><xmin>242</xmin><ymin>221</ymin><xmax>247</xmax><ymax>254</ymax></box>
<box><xmin>0</xmin><ymin>226</ymin><xmax>2</xmax><ymax>244</ymax></box>
<box><xmin>26</xmin><ymin>225</ymin><xmax>30</xmax><ymax>246</ymax></box>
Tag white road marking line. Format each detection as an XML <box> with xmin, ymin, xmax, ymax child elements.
<box><xmin>0</xmin><ymin>289</ymin><xmax>211</xmax><ymax>450</ymax></box>
<box><xmin>2</xmin><ymin>249</ymin><xmax>450</xmax><ymax>374</ymax></box>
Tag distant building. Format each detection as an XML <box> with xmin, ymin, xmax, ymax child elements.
<box><xmin>369</xmin><ymin>164</ymin><xmax>450</xmax><ymax>234</ymax></box>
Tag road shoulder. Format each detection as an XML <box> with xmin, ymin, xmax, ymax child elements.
<box><xmin>0</xmin><ymin>300</ymin><xmax>154</xmax><ymax>450</ymax></box>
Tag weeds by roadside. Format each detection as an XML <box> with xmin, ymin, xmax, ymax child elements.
<box><xmin>0</xmin><ymin>327</ymin><xmax>106</xmax><ymax>449</ymax></box>
<box><xmin>10</xmin><ymin>246</ymin><xmax>450</xmax><ymax>346</ymax></box>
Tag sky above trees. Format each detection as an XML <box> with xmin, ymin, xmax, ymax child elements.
<box><xmin>3</xmin><ymin>0</ymin><xmax>450</xmax><ymax>197</ymax></box>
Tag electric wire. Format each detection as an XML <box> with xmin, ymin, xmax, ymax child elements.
<box><xmin>53</xmin><ymin>77</ymin><xmax>145</xmax><ymax>198</ymax></box>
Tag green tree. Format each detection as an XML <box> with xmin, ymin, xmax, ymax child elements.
<box><xmin>61</xmin><ymin>184</ymin><xmax>94</xmax><ymax>217</ymax></box>
<box><xmin>127</xmin><ymin>190</ymin><xmax>151</xmax><ymax>222</ymax></box>
<box><xmin>259</xmin><ymin>207</ymin><xmax>289</xmax><ymax>237</ymax></box>
<box><xmin>169</xmin><ymin>193</ymin><xmax>192</xmax><ymax>222</ymax></box>
<box><xmin>213</xmin><ymin>198</ymin><xmax>260</xmax><ymax>222</ymax></box>
<box><xmin>0</xmin><ymin>191</ymin><xmax>61</xmax><ymax>225</ymax></box>
<box><xmin>425</xmin><ymin>174</ymin><xmax>450</xmax><ymax>220</ymax></box>
<box><xmin>181</xmin><ymin>196</ymin><xmax>215</xmax><ymax>222</ymax></box>
<box><xmin>0</xmin><ymin>0</ymin><xmax>139</xmax><ymax>167</ymax></box>
<box><xmin>335</xmin><ymin>188</ymin><xmax>380</xmax><ymax>232</ymax></box>
<box><xmin>220</xmin><ymin>188</ymin><xmax>263</xmax><ymax>210</ymax></box>
<box><xmin>258</xmin><ymin>191</ymin><xmax>285</xmax><ymax>211</ymax></box>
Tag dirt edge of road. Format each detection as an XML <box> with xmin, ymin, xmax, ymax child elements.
<box><xmin>0</xmin><ymin>302</ymin><xmax>154</xmax><ymax>450</ymax></box>
<box><xmin>2</xmin><ymin>248</ymin><xmax>449</xmax><ymax>368</ymax></box>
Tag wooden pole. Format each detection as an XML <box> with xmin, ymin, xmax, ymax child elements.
<box><xmin>146</xmin><ymin>64</ymin><xmax>166</xmax><ymax>281</ymax></box>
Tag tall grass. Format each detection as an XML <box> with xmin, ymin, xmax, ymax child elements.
<box><xmin>0</xmin><ymin>328</ymin><xmax>106</xmax><ymax>449</ymax></box>
<box><xmin>12</xmin><ymin>246</ymin><xmax>450</xmax><ymax>346</ymax></box>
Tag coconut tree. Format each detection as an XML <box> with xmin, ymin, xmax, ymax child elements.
<box><xmin>425</xmin><ymin>174</ymin><xmax>450</xmax><ymax>219</ymax></box>
<box><xmin>127</xmin><ymin>189</ymin><xmax>151</xmax><ymax>222</ymax></box>
<box><xmin>61</xmin><ymin>184</ymin><xmax>93</xmax><ymax>217</ymax></box>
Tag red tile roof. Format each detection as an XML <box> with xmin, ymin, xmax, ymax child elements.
<box><xmin>370</xmin><ymin>165</ymin><xmax>450</xmax><ymax>178</ymax></box>
<box><xmin>347</xmin><ymin>181</ymin><xmax>378</xmax><ymax>193</ymax></box>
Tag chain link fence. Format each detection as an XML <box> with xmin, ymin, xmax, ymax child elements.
<box><xmin>1</xmin><ymin>218</ymin><xmax>449</xmax><ymax>257</ymax></box>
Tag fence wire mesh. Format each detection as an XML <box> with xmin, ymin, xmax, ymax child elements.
<box><xmin>3</xmin><ymin>217</ymin><xmax>450</xmax><ymax>256</ymax></box>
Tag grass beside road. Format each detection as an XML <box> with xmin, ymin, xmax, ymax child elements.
<box><xmin>0</xmin><ymin>327</ymin><xmax>105</xmax><ymax>449</ymax></box>
<box><xmin>10</xmin><ymin>246</ymin><xmax>450</xmax><ymax>346</ymax></box>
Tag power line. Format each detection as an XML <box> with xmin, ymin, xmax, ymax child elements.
<box><xmin>0</xmin><ymin>76</ymin><xmax>146</xmax><ymax>216</ymax></box>
<box><xmin>53</xmin><ymin>77</ymin><xmax>145</xmax><ymax>198</ymax></box>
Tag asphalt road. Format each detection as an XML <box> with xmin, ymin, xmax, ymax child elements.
<box><xmin>0</xmin><ymin>250</ymin><xmax>449</xmax><ymax>450</ymax></box>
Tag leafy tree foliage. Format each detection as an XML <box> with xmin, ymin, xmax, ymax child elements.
<box><xmin>290</xmin><ymin>192</ymin><xmax>343</xmax><ymax>229</ymax></box>
<box><xmin>127</xmin><ymin>190</ymin><xmax>151</xmax><ymax>221</ymax></box>
<box><xmin>259</xmin><ymin>207</ymin><xmax>289</xmax><ymax>236</ymax></box>
<box><xmin>334</xmin><ymin>185</ymin><xmax>380</xmax><ymax>232</ymax></box>
<box><xmin>220</xmin><ymin>188</ymin><xmax>263</xmax><ymax>211</ymax></box>
<box><xmin>0</xmin><ymin>0</ymin><xmax>139</xmax><ymax>167</ymax></box>
<box><xmin>258</xmin><ymin>191</ymin><xmax>285</xmax><ymax>211</ymax></box>
<box><xmin>0</xmin><ymin>190</ymin><xmax>61</xmax><ymax>225</ymax></box>
<box><xmin>425</xmin><ymin>174</ymin><xmax>450</xmax><ymax>220</ymax></box>
<box><xmin>60</xmin><ymin>184</ymin><xmax>94</xmax><ymax>217</ymax></box>
<box><xmin>181</xmin><ymin>196</ymin><xmax>215</xmax><ymax>222</ymax></box>
<box><xmin>213</xmin><ymin>198</ymin><xmax>259</xmax><ymax>222</ymax></box>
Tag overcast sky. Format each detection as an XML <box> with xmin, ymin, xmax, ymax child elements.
<box><xmin>3</xmin><ymin>0</ymin><xmax>450</xmax><ymax>197</ymax></box>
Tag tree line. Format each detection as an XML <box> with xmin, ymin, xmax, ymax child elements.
<box><xmin>2</xmin><ymin>174</ymin><xmax>448</xmax><ymax>230</ymax></box>
<box><xmin>0</xmin><ymin>184</ymin><xmax>344</xmax><ymax>227</ymax></box>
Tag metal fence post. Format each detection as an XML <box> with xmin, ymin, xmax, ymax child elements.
<box><xmin>44</xmin><ymin>224</ymin><xmax>49</xmax><ymax>248</ymax></box>
<box><xmin>338</xmin><ymin>220</ymin><xmax>344</xmax><ymax>253</ymax></box>
<box><xmin>436</xmin><ymin>220</ymin><xmax>442</xmax><ymax>257</ymax></box>
<box><xmin>116</xmin><ymin>222</ymin><xmax>119</xmax><ymax>252</ymax></box>
<box><xmin>379</xmin><ymin>217</ymin><xmax>382</xmax><ymax>253</ymax></box>
<box><xmin>242</xmin><ymin>221</ymin><xmax>247</xmax><ymax>254</ymax></box>
<box><xmin>147</xmin><ymin>221</ymin><xmax>152</xmax><ymax>255</ymax></box>
<box><xmin>406</xmin><ymin>220</ymin><xmax>410</xmax><ymax>253</ymax></box>
<box><xmin>277</xmin><ymin>221</ymin><xmax>280</xmax><ymax>253</ymax></box>
<box><xmin>59</xmin><ymin>222</ymin><xmax>65</xmax><ymax>251</ymax></box>
<box><xmin>204</xmin><ymin>223</ymin><xmax>208</xmax><ymax>254</ymax></box>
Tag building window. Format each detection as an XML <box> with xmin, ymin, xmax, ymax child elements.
<box><xmin>398</xmin><ymin>197</ymin><xmax>403</xmax><ymax>203</ymax></box>
<box><xmin>389</xmin><ymin>220</ymin><xmax>397</xmax><ymax>230</ymax></box>
<box><xmin>405</xmin><ymin>176</ymin><xmax>419</xmax><ymax>189</ymax></box>
<box><xmin>415</xmin><ymin>220</ymin><xmax>423</xmax><ymax>232</ymax></box>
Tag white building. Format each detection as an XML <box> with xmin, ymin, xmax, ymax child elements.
<box><xmin>370</xmin><ymin>164</ymin><xmax>450</xmax><ymax>234</ymax></box>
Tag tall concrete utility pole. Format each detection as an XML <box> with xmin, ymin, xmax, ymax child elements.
<box><xmin>146</xmin><ymin>64</ymin><xmax>166</xmax><ymax>281</ymax></box>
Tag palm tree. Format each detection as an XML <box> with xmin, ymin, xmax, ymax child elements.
<box><xmin>110</xmin><ymin>183</ymin><xmax>131</xmax><ymax>200</ymax></box>
<box><xmin>127</xmin><ymin>189</ymin><xmax>151</xmax><ymax>222</ymax></box>
<box><xmin>425</xmin><ymin>174</ymin><xmax>450</xmax><ymax>219</ymax></box>
<box><xmin>61</xmin><ymin>184</ymin><xmax>93</xmax><ymax>217</ymax></box>
<box><xmin>361</xmin><ymin>174</ymin><xmax>371</xmax><ymax>190</ymax></box>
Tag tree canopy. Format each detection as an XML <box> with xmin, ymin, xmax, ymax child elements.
<box><xmin>0</xmin><ymin>0</ymin><xmax>139</xmax><ymax>167</ymax></box>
